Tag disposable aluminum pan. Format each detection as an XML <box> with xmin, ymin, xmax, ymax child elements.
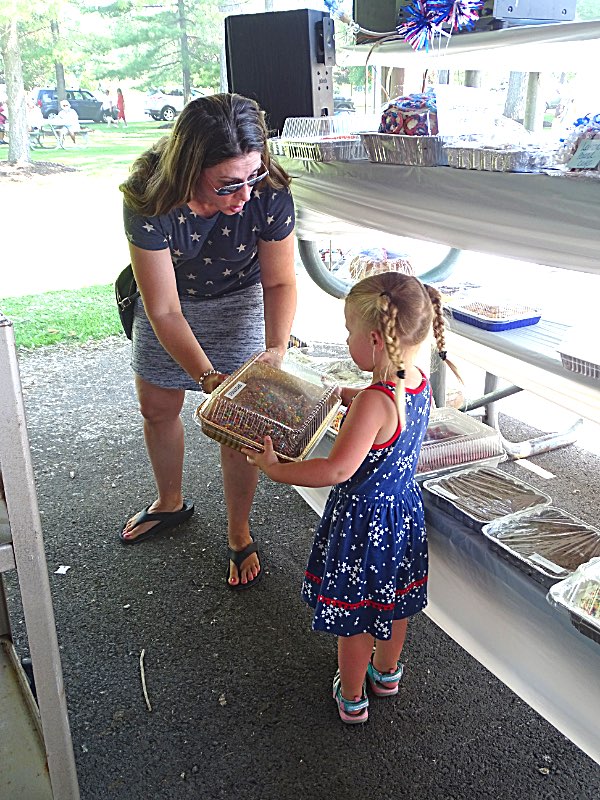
<box><xmin>445</xmin><ymin>145</ymin><xmax>551</xmax><ymax>173</ymax></box>
<box><xmin>359</xmin><ymin>133</ymin><xmax>445</xmax><ymax>166</ymax></box>
<box><xmin>423</xmin><ymin>466</ymin><xmax>551</xmax><ymax>533</ymax></box>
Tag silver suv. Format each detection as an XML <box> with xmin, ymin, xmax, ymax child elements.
<box><xmin>144</xmin><ymin>88</ymin><xmax>204</xmax><ymax>122</ymax></box>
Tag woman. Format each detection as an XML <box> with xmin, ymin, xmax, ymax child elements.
<box><xmin>116</xmin><ymin>88</ymin><xmax>126</xmax><ymax>125</ymax></box>
<box><xmin>119</xmin><ymin>93</ymin><xmax>296</xmax><ymax>591</ymax></box>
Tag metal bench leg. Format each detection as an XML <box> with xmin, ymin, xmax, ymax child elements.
<box><xmin>459</xmin><ymin>373</ymin><xmax>582</xmax><ymax>459</ymax></box>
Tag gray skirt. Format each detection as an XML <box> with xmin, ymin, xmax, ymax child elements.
<box><xmin>131</xmin><ymin>283</ymin><xmax>265</xmax><ymax>391</ymax></box>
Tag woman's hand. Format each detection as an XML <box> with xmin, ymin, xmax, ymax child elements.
<box><xmin>257</xmin><ymin>347</ymin><xmax>285</xmax><ymax>369</ymax></box>
<box><xmin>202</xmin><ymin>372</ymin><xmax>228</xmax><ymax>393</ymax></box>
<box><xmin>242</xmin><ymin>436</ymin><xmax>278</xmax><ymax>472</ymax></box>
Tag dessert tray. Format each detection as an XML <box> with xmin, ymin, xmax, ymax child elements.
<box><xmin>416</xmin><ymin>407</ymin><xmax>505</xmax><ymax>480</ymax></box>
<box><xmin>194</xmin><ymin>352</ymin><xmax>341</xmax><ymax>461</ymax></box>
<box><xmin>482</xmin><ymin>507</ymin><xmax>600</xmax><ymax>590</ymax></box>
<box><xmin>423</xmin><ymin>466</ymin><xmax>551</xmax><ymax>533</ymax></box>
<box><xmin>548</xmin><ymin>557</ymin><xmax>600</xmax><ymax>645</ymax></box>
<box><xmin>447</xmin><ymin>299</ymin><xmax>541</xmax><ymax>332</ymax></box>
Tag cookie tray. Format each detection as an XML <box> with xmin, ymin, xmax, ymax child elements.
<box><xmin>423</xmin><ymin>466</ymin><xmax>552</xmax><ymax>534</ymax></box>
<box><xmin>482</xmin><ymin>507</ymin><xmax>600</xmax><ymax>590</ymax></box>
<box><xmin>448</xmin><ymin>301</ymin><xmax>541</xmax><ymax>332</ymax></box>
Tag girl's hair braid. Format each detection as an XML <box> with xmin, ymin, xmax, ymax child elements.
<box><xmin>346</xmin><ymin>272</ymin><xmax>462</xmax><ymax>426</ymax></box>
<box><xmin>424</xmin><ymin>284</ymin><xmax>462</xmax><ymax>384</ymax></box>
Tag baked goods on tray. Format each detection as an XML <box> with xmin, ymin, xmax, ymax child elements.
<box><xmin>423</xmin><ymin>466</ymin><xmax>551</xmax><ymax>527</ymax></box>
<box><xmin>195</xmin><ymin>352</ymin><xmax>341</xmax><ymax>461</ymax></box>
<box><xmin>483</xmin><ymin>507</ymin><xmax>600</xmax><ymax>586</ymax></box>
<box><xmin>548</xmin><ymin>557</ymin><xmax>600</xmax><ymax>643</ymax></box>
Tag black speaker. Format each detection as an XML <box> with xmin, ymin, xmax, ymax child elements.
<box><xmin>225</xmin><ymin>9</ymin><xmax>336</xmax><ymax>136</ymax></box>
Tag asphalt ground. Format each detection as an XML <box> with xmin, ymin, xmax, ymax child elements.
<box><xmin>4</xmin><ymin>335</ymin><xmax>600</xmax><ymax>800</ymax></box>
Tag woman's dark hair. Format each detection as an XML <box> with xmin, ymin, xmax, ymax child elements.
<box><xmin>120</xmin><ymin>93</ymin><xmax>290</xmax><ymax>217</ymax></box>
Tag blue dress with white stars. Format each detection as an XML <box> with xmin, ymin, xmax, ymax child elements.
<box><xmin>300</xmin><ymin>376</ymin><xmax>431</xmax><ymax>640</ymax></box>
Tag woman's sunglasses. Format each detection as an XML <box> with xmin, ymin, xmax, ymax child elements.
<box><xmin>208</xmin><ymin>163</ymin><xmax>269</xmax><ymax>196</ymax></box>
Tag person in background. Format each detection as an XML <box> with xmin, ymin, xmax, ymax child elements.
<box><xmin>244</xmin><ymin>272</ymin><xmax>461</xmax><ymax>723</ymax></box>
<box><xmin>116</xmin><ymin>88</ymin><xmax>127</xmax><ymax>126</ymax></box>
<box><xmin>118</xmin><ymin>93</ymin><xmax>296</xmax><ymax>592</ymax></box>
<box><xmin>26</xmin><ymin>97</ymin><xmax>44</xmax><ymax>131</ymax></box>
<box><xmin>0</xmin><ymin>100</ymin><xmax>7</xmax><ymax>144</ymax></box>
<box><xmin>101</xmin><ymin>89</ymin><xmax>115</xmax><ymax>124</ymax></box>
<box><xmin>56</xmin><ymin>100</ymin><xmax>80</xmax><ymax>145</ymax></box>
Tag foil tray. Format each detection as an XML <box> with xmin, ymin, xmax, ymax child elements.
<box><xmin>445</xmin><ymin>145</ymin><xmax>552</xmax><ymax>173</ymax></box>
<box><xmin>359</xmin><ymin>133</ymin><xmax>445</xmax><ymax>166</ymax></box>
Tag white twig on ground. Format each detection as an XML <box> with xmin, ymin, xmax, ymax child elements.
<box><xmin>140</xmin><ymin>648</ymin><xmax>152</xmax><ymax>711</ymax></box>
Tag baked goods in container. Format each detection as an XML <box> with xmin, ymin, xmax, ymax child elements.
<box><xmin>379</xmin><ymin>92</ymin><xmax>438</xmax><ymax>136</ymax></box>
<box><xmin>483</xmin><ymin>507</ymin><xmax>600</xmax><ymax>587</ymax></box>
<box><xmin>416</xmin><ymin>408</ymin><xmax>504</xmax><ymax>479</ymax></box>
<box><xmin>195</xmin><ymin>353</ymin><xmax>341</xmax><ymax>461</ymax></box>
<box><xmin>423</xmin><ymin>466</ymin><xmax>551</xmax><ymax>527</ymax></box>
<box><xmin>547</xmin><ymin>557</ymin><xmax>600</xmax><ymax>643</ymax></box>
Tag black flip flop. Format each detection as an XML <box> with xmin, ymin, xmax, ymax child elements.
<box><xmin>119</xmin><ymin>500</ymin><xmax>194</xmax><ymax>545</ymax></box>
<box><xmin>227</xmin><ymin>537</ymin><xmax>262</xmax><ymax>591</ymax></box>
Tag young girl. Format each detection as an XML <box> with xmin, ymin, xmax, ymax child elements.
<box><xmin>243</xmin><ymin>272</ymin><xmax>460</xmax><ymax>724</ymax></box>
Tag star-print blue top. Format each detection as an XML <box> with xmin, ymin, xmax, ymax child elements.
<box><xmin>301</xmin><ymin>375</ymin><xmax>431</xmax><ymax>639</ymax></box>
<box><xmin>123</xmin><ymin>183</ymin><xmax>295</xmax><ymax>300</ymax></box>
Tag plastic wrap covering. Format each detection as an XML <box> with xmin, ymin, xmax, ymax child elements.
<box><xmin>416</xmin><ymin>407</ymin><xmax>505</xmax><ymax>480</ymax></box>
<box><xmin>548</xmin><ymin>557</ymin><xmax>600</xmax><ymax>645</ymax></box>
<box><xmin>483</xmin><ymin>508</ymin><xmax>600</xmax><ymax>590</ymax></box>
<box><xmin>447</xmin><ymin>299</ymin><xmax>541</xmax><ymax>331</ymax></box>
<box><xmin>423</xmin><ymin>466</ymin><xmax>551</xmax><ymax>532</ymax></box>
<box><xmin>194</xmin><ymin>352</ymin><xmax>341</xmax><ymax>461</ymax></box>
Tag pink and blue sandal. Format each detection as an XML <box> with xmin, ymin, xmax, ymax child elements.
<box><xmin>367</xmin><ymin>660</ymin><xmax>404</xmax><ymax>697</ymax></box>
<box><xmin>332</xmin><ymin>670</ymin><xmax>369</xmax><ymax>724</ymax></box>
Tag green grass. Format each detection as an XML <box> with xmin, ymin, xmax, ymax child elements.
<box><xmin>1</xmin><ymin>285</ymin><xmax>125</xmax><ymax>348</ymax></box>
<box><xmin>5</xmin><ymin>121</ymin><xmax>168</xmax><ymax>178</ymax></box>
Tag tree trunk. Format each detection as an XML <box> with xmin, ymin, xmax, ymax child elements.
<box><xmin>1</xmin><ymin>18</ymin><xmax>29</xmax><ymax>164</ymax></box>
<box><xmin>504</xmin><ymin>71</ymin><xmax>527</xmax><ymax>121</ymax></box>
<box><xmin>51</xmin><ymin>19</ymin><xmax>66</xmax><ymax>101</ymax></box>
<box><xmin>464</xmin><ymin>70</ymin><xmax>481</xmax><ymax>88</ymax></box>
<box><xmin>178</xmin><ymin>0</ymin><xmax>191</xmax><ymax>102</ymax></box>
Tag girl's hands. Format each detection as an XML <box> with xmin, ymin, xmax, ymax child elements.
<box><xmin>242</xmin><ymin>435</ymin><xmax>278</xmax><ymax>472</ymax></box>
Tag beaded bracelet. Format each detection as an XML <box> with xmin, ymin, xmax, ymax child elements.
<box><xmin>198</xmin><ymin>368</ymin><xmax>219</xmax><ymax>393</ymax></box>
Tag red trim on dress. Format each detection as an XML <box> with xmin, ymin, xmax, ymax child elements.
<box><xmin>304</xmin><ymin>573</ymin><xmax>428</xmax><ymax>610</ymax></box>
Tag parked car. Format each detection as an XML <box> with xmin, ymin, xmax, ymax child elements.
<box><xmin>34</xmin><ymin>88</ymin><xmax>108</xmax><ymax>123</ymax></box>
<box><xmin>334</xmin><ymin>95</ymin><xmax>355</xmax><ymax>114</ymax></box>
<box><xmin>144</xmin><ymin>88</ymin><xmax>204</xmax><ymax>122</ymax></box>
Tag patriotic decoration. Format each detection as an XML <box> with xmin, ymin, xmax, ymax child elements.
<box><xmin>398</xmin><ymin>1</ymin><xmax>485</xmax><ymax>51</ymax></box>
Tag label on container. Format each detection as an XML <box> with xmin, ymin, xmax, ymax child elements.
<box><xmin>225</xmin><ymin>380</ymin><xmax>247</xmax><ymax>400</ymax></box>
<box><xmin>529</xmin><ymin>552</ymin><xmax>568</xmax><ymax>575</ymax></box>
<box><xmin>568</xmin><ymin>139</ymin><xmax>600</xmax><ymax>170</ymax></box>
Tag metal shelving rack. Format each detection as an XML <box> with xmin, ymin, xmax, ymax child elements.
<box><xmin>0</xmin><ymin>313</ymin><xmax>80</xmax><ymax>800</ymax></box>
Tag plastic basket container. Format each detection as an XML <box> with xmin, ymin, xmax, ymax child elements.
<box><xmin>423</xmin><ymin>466</ymin><xmax>551</xmax><ymax>533</ymax></box>
<box><xmin>416</xmin><ymin>407</ymin><xmax>505</xmax><ymax>478</ymax></box>
<box><xmin>482</xmin><ymin>507</ymin><xmax>600</xmax><ymax>590</ymax></box>
<box><xmin>557</xmin><ymin>329</ymin><xmax>600</xmax><ymax>380</ymax></box>
<box><xmin>194</xmin><ymin>352</ymin><xmax>341</xmax><ymax>461</ymax></box>
<box><xmin>359</xmin><ymin>132</ymin><xmax>445</xmax><ymax>166</ymax></box>
<box><xmin>448</xmin><ymin>300</ymin><xmax>541</xmax><ymax>331</ymax></box>
<box><xmin>267</xmin><ymin>137</ymin><xmax>286</xmax><ymax>157</ymax></box>
<box><xmin>548</xmin><ymin>557</ymin><xmax>600</xmax><ymax>644</ymax></box>
<box><xmin>281</xmin><ymin>115</ymin><xmax>379</xmax><ymax>139</ymax></box>
<box><xmin>282</xmin><ymin>137</ymin><xmax>366</xmax><ymax>162</ymax></box>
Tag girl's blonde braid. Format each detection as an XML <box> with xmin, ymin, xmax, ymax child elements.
<box><xmin>378</xmin><ymin>293</ymin><xmax>407</xmax><ymax>429</ymax></box>
<box><xmin>425</xmin><ymin>285</ymin><xmax>462</xmax><ymax>384</ymax></box>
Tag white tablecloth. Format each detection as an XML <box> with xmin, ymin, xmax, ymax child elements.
<box><xmin>281</xmin><ymin>158</ymin><xmax>600</xmax><ymax>274</ymax></box>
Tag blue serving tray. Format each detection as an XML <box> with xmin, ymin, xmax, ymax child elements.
<box><xmin>451</xmin><ymin>307</ymin><xmax>541</xmax><ymax>332</ymax></box>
